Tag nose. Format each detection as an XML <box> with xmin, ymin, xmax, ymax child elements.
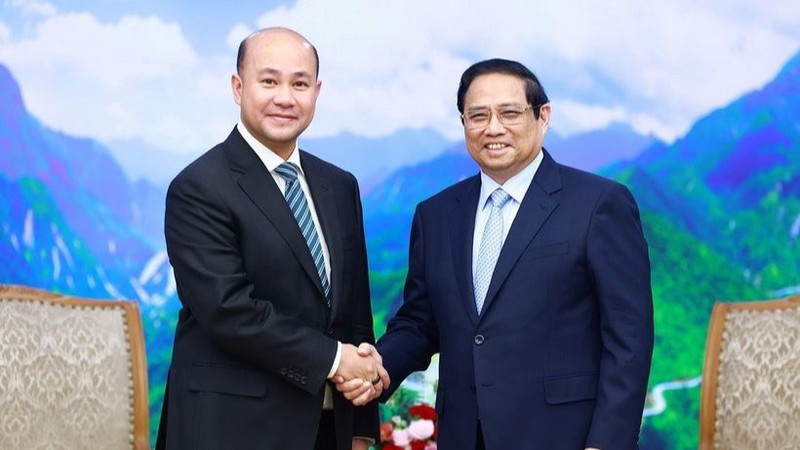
<box><xmin>272</xmin><ymin>84</ymin><xmax>296</xmax><ymax>107</ymax></box>
<box><xmin>484</xmin><ymin>112</ymin><xmax>506</xmax><ymax>134</ymax></box>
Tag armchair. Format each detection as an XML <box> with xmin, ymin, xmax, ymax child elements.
<box><xmin>699</xmin><ymin>296</ymin><xmax>800</xmax><ymax>449</ymax></box>
<box><xmin>0</xmin><ymin>284</ymin><xmax>149</xmax><ymax>449</ymax></box>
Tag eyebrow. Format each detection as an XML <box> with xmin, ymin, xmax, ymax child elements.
<box><xmin>466</xmin><ymin>101</ymin><xmax>525</xmax><ymax>110</ymax></box>
<box><xmin>256</xmin><ymin>67</ymin><xmax>313</xmax><ymax>78</ymax></box>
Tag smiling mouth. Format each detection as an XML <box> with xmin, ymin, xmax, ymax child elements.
<box><xmin>268</xmin><ymin>114</ymin><xmax>297</xmax><ymax>122</ymax></box>
<box><xmin>485</xmin><ymin>143</ymin><xmax>509</xmax><ymax>151</ymax></box>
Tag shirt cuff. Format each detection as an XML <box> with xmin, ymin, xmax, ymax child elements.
<box><xmin>327</xmin><ymin>341</ymin><xmax>342</xmax><ymax>378</ymax></box>
<box><xmin>353</xmin><ymin>436</ymin><xmax>376</xmax><ymax>445</ymax></box>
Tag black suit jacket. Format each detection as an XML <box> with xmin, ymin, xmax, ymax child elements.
<box><xmin>156</xmin><ymin>127</ymin><xmax>378</xmax><ymax>449</ymax></box>
<box><xmin>378</xmin><ymin>150</ymin><xmax>653</xmax><ymax>449</ymax></box>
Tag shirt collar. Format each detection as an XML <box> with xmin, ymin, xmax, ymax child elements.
<box><xmin>237</xmin><ymin>122</ymin><xmax>305</xmax><ymax>175</ymax></box>
<box><xmin>478</xmin><ymin>149</ymin><xmax>544</xmax><ymax>209</ymax></box>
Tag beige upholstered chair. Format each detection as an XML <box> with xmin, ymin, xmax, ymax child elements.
<box><xmin>699</xmin><ymin>296</ymin><xmax>800</xmax><ymax>450</ymax></box>
<box><xmin>0</xmin><ymin>284</ymin><xmax>149</xmax><ymax>449</ymax></box>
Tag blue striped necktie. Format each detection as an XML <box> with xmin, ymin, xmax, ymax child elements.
<box><xmin>275</xmin><ymin>162</ymin><xmax>331</xmax><ymax>303</ymax></box>
<box><xmin>474</xmin><ymin>188</ymin><xmax>512</xmax><ymax>313</ymax></box>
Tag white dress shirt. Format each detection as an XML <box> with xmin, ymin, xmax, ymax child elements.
<box><xmin>238</xmin><ymin>123</ymin><xmax>332</xmax><ymax>279</ymax></box>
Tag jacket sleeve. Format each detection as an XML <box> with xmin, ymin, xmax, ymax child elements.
<box><xmin>346</xmin><ymin>173</ymin><xmax>380</xmax><ymax>441</ymax></box>
<box><xmin>377</xmin><ymin>205</ymin><xmax>441</xmax><ymax>399</ymax></box>
<box><xmin>584</xmin><ymin>182</ymin><xmax>654</xmax><ymax>449</ymax></box>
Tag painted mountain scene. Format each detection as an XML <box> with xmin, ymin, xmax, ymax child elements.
<box><xmin>1</xmin><ymin>2</ymin><xmax>798</xmax><ymax>445</ymax></box>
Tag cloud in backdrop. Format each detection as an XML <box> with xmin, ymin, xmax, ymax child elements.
<box><xmin>1</xmin><ymin>0</ymin><xmax>798</xmax><ymax>158</ymax></box>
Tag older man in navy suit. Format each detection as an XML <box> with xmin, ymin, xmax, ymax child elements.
<box><xmin>340</xmin><ymin>59</ymin><xmax>654</xmax><ymax>450</ymax></box>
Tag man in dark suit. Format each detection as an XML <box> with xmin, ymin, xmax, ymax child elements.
<box><xmin>340</xmin><ymin>59</ymin><xmax>654</xmax><ymax>449</ymax></box>
<box><xmin>156</xmin><ymin>27</ymin><xmax>385</xmax><ymax>450</ymax></box>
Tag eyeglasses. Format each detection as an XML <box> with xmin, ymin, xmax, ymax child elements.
<box><xmin>461</xmin><ymin>104</ymin><xmax>541</xmax><ymax>130</ymax></box>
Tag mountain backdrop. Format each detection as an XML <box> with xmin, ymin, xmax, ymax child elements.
<box><xmin>1</xmin><ymin>49</ymin><xmax>798</xmax><ymax>449</ymax></box>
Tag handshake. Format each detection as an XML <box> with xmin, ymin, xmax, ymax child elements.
<box><xmin>332</xmin><ymin>343</ymin><xmax>390</xmax><ymax>406</ymax></box>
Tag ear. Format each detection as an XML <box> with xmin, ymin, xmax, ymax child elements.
<box><xmin>231</xmin><ymin>73</ymin><xmax>243</xmax><ymax>106</ymax></box>
<box><xmin>539</xmin><ymin>103</ymin><xmax>552</xmax><ymax>132</ymax></box>
<box><xmin>313</xmin><ymin>79</ymin><xmax>322</xmax><ymax>101</ymax></box>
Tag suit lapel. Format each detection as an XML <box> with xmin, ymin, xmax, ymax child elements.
<box><xmin>480</xmin><ymin>150</ymin><xmax>561</xmax><ymax>316</ymax></box>
<box><xmin>300</xmin><ymin>151</ymin><xmax>342</xmax><ymax>312</ymax></box>
<box><xmin>225</xmin><ymin>130</ymin><xmax>326</xmax><ymax>300</ymax></box>
<box><xmin>450</xmin><ymin>176</ymin><xmax>482</xmax><ymax>325</ymax></box>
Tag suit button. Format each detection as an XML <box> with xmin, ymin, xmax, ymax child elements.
<box><xmin>301</xmin><ymin>376</ymin><xmax>308</xmax><ymax>385</ymax></box>
<box><xmin>280</xmin><ymin>367</ymin><xmax>287</xmax><ymax>375</ymax></box>
<box><xmin>474</xmin><ymin>334</ymin><xmax>485</xmax><ymax>345</ymax></box>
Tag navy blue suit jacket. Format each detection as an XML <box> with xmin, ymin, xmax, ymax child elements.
<box><xmin>377</xmin><ymin>150</ymin><xmax>653</xmax><ymax>450</ymax></box>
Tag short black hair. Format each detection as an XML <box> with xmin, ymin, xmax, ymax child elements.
<box><xmin>236</xmin><ymin>38</ymin><xmax>248</xmax><ymax>74</ymax></box>
<box><xmin>457</xmin><ymin>58</ymin><xmax>549</xmax><ymax>118</ymax></box>
<box><xmin>236</xmin><ymin>29</ymin><xmax>320</xmax><ymax>78</ymax></box>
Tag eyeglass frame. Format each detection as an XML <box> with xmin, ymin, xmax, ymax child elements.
<box><xmin>460</xmin><ymin>103</ymin><xmax>546</xmax><ymax>130</ymax></box>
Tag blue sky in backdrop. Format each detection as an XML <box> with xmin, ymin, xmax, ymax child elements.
<box><xmin>1</xmin><ymin>0</ymin><xmax>799</xmax><ymax>177</ymax></box>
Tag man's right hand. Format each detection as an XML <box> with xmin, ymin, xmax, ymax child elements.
<box><xmin>335</xmin><ymin>343</ymin><xmax>379</xmax><ymax>381</ymax></box>
<box><xmin>333</xmin><ymin>343</ymin><xmax>390</xmax><ymax>405</ymax></box>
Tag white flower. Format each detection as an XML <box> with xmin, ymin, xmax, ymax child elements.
<box><xmin>392</xmin><ymin>428</ymin><xmax>411</xmax><ymax>446</ymax></box>
<box><xmin>407</xmin><ymin>419</ymin><xmax>435</xmax><ymax>441</ymax></box>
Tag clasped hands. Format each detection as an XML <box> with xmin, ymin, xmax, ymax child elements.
<box><xmin>332</xmin><ymin>343</ymin><xmax>389</xmax><ymax>405</ymax></box>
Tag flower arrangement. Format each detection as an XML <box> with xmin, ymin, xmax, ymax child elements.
<box><xmin>378</xmin><ymin>403</ymin><xmax>437</xmax><ymax>450</ymax></box>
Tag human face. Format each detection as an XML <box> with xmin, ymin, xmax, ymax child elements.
<box><xmin>462</xmin><ymin>72</ymin><xmax>550</xmax><ymax>185</ymax></box>
<box><xmin>232</xmin><ymin>30</ymin><xmax>321</xmax><ymax>159</ymax></box>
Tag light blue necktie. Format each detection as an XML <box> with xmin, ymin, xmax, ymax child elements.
<box><xmin>474</xmin><ymin>188</ymin><xmax>512</xmax><ymax>313</ymax></box>
<box><xmin>275</xmin><ymin>162</ymin><xmax>331</xmax><ymax>303</ymax></box>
